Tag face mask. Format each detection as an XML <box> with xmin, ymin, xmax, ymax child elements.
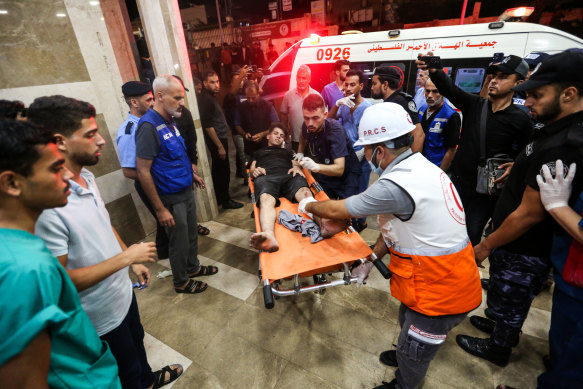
<box><xmin>369</xmin><ymin>147</ymin><xmax>384</xmax><ymax>175</ymax></box>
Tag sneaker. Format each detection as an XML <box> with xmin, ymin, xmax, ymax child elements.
<box><xmin>379</xmin><ymin>350</ymin><xmax>398</xmax><ymax>367</ymax></box>
<box><xmin>222</xmin><ymin>199</ymin><xmax>243</xmax><ymax>209</ymax></box>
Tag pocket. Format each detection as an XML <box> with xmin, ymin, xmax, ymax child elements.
<box><xmin>389</xmin><ymin>253</ymin><xmax>417</xmax><ymax>307</ymax></box>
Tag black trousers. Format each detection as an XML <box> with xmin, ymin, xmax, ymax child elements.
<box><xmin>101</xmin><ymin>292</ymin><xmax>155</xmax><ymax>389</ymax></box>
<box><xmin>134</xmin><ymin>180</ymin><xmax>169</xmax><ymax>258</ymax></box>
<box><xmin>205</xmin><ymin>136</ymin><xmax>231</xmax><ymax>205</ymax></box>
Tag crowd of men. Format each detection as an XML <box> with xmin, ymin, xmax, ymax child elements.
<box><xmin>0</xmin><ymin>47</ymin><xmax>582</xmax><ymax>389</ymax></box>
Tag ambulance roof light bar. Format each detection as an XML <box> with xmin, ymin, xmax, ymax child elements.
<box><xmin>498</xmin><ymin>6</ymin><xmax>534</xmax><ymax>22</ymax></box>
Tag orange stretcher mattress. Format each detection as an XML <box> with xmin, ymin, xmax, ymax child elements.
<box><xmin>249</xmin><ymin>169</ymin><xmax>373</xmax><ymax>282</ymax></box>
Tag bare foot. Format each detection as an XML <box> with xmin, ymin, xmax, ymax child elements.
<box><xmin>318</xmin><ymin>218</ymin><xmax>350</xmax><ymax>238</ymax></box>
<box><xmin>250</xmin><ymin>232</ymin><xmax>280</xmax><ymax>252</ymax></box>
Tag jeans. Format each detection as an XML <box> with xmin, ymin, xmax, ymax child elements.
<box><xmin>101</xmin><ymin>292</ymin><xmax>155</xmax><ymax>389</ymax></box>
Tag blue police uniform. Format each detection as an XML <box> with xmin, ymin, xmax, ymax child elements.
<box><xmin>418</xmin><ymin>102</ymin><xmax>456</xmax><ymax>166</ymax></box>
<box><xmin>116</xmin><ymin>113</ymin><xmax>140</xmax><ymax>168</ymax></box>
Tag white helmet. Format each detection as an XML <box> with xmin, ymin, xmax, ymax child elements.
<box><xmin>354</xmin><ymin>102</ymin><xmax>416</xmax><ymax>147</ymax></box>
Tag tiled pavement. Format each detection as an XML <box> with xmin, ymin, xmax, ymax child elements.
<box><xmin>134</xmin><ymin>150</ymin><xmax>551</xmax><ymax>389</ymax></box>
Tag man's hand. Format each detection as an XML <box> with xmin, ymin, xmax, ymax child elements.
<box><xmin>125</xmin><ymin>242</ymin><xmax>157</xmax><ymax>265</ymax></box>
<box><xmin>193</xmin><ymin>173</ymin><xmax>206</xmax><ymax>189</ymax></box>
<box><xmin>251</xmin><ymin>133</ymin><xmax>264</xmax><ymax>143</ymax></box>
<box><xmin>156</xmin><ymin>208</ymin><xmax>175</xmax><ymax>227</ymax></box>
<box><xmin>245</xmin><ymin>132</ymin><xmax>252</xmax><ymax>141</ymax></box>
<box><xmin>298</xmin><ymin>197</ymin><xmax>317</xmax><ymax>214</ymax></box>
<box><xmin>494</xmin><ymin>162</ymin><xmax>514</xmax><ymax>185</ymax></box>
<box><xmin>473</xmin><ymin>242</ymin><xmax>491</xmax><ymax>268</ymax></box>
<box><xmin>300</xmin><ymin>157</ymin><xmax>320</xmax><ymax>172</ymax></box>
<box><xmin>218</xmin><ymin>145</ymin><xmax>227</xmax><ymax>160</ymax></box>
<box><xmin>537</xmin><ymin>160</ymin><xmax>576</xmax><ymax>211</ymax></box>
<box><xmin>352</xmin><ymin>261</ymin><xmax>374</xmax><ymax>287</ymax></box>
<box><xmin>252</xmin><ymin>166</ymin><xmax>267</xmax><ymax>178</ymax></box>
<box><xmin>288</xmin><ymin>166</ymin><xmax>305</xmax><ymax>177</ymax></box>
<box><xmin>415</xmin><ymin>52</ymin><xmax>436</xmax><ymax>73</ymax></box>
<box><xmin>131</xmin><ymin>264</ymin><xmax>151</xmax><ymax>287</ymax></box>
<box><xmin>336</xmin><ymin>95</ymin><xmax>355</xmax><ymax>108</ymax></box>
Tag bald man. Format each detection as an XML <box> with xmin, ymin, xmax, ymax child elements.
<box><xmin>136</xmin><ymin>75</ymin><xmax>217</xmax><ymax>295</ymax></box>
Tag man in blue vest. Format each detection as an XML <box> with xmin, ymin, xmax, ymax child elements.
<box><xmin>417</xmin><ymin>79</ymin><xmax>461</xmax><ymax>171</ymax></box>
<box><xmin>136</xmin><ymin>75</ymin><xmax>216</xmax><ymax>294</ymax></box>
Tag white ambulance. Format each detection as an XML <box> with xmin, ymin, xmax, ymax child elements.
<box><xmin>260</xmin><ymin>22</ymin><xmax>583</xmax><ymax>106</ymax></box>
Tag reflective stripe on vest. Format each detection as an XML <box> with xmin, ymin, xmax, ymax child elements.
<box><xmin>138</xmin><ymin>109</ymin><xmax>192</xmax><ymax>195</ymax></box>
<box><xmin>418</xmin><ymin>102</ymin><xmax>457</xmax><ymax>166</ymax></box>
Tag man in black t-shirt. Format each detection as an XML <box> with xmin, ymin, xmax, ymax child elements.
<box><xmin>249</xmin><ymin>124</ymin><xmax>348</xmax><ymax>252</ymax></box>
<box><xmin>371</xmin><ymin>65</ymin><xmax>425</xmax><ymax>153</ymax></box>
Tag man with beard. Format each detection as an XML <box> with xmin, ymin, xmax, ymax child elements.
<box><xmin>321</xmin><ymin>60</ymin><xmax>350</xmax><ymax>111</ymax></box>
<box><xmin>280</xmin><ymin>65</ymin><xmax>321</xmax><ymax>151</ymax></box>
<box><xmin>418</xmin><ymin>54</ymin><xmax>533</xmax><ymax>247</ymax></box>
<box><xmin>455</xmin><ymin>50</ymin><xmax>583</xmax><ymax>368</ymax></box>
<box><xmin>29</xmin><ymin>95</ymin><xmax>183</xmax><ymax>388</ymax></box>
<box><xmin>136</xmin><ymin>75</ymin><xmax>217</xmax><ymax>296</ymax></box>
<box><xmin>370</xmin><ymin>65</ymin><xmax>425</xmax><ymax>153</ymax></box>
<box><xmin>297</xmin><ymin>94</ymin><xmax>361</xmax><ymax>200</ymax></box>
<box><xmin>0</xmin><ymin>120</ymin><xmax>121</xmax><ymax>388</ymax></box>
<box><xmin>235</xmin><ymin>81</ymin><xmax>279</xmax><ymax>160</ymax></box>
<box><xmin>417</xmin><ymin>79</ymin><xmax>461</xmax><ymax>171</ymax></box>
<box><xmin>328</xmin><ymin>69</ymin><xmax>373</xmax><ymax>231</ymax></box>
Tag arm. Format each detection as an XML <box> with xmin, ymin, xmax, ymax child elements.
<box><xmin>136</xmin><ymin>157</ymin><xmax>175</xmax><ymax>227</ymax></box>
<box><xmin>122</xmin><ymin>167</ymin><xmax>138</xmax><ymax>180</ymax></box>
<box><xmin>298</xmin><ymin>133</ymin><xmax>306</xmax><ymax>154</ymax></box>
<box><xmin>328</xmin><ymin>103</ymin><xmax>340</xmax><ymax>119</ymax></box>
<box><xmin>235</xmin><ymin>125</ymin><xmax>246</xmax><ymax>137</ymax></box>
<box><xmin>0</xmin><ymin>329</ymin><xmax>50</xmax><ymax>389</ymax></box>
<box><xmin>426</xmin><ymin>67</ymin><xmax>480</xmax><ymax>113</ymax></box>
<box><xmin>474</xmin><ymin>186</ymin><xmax>546</xmax><ymax>264</ymax></box>
<box><xmin>548</xmin><ymin>207</ymin><xmax>583</xmax><ymax>245</ymax></box>
<box><xmin>112</xmin><ymin>226</ymin><xmax>151</xmax><ymax>287</ymax></box>
<box><xmin>479</xmin><ymin>74</ymin><xmax>494</xmax><ymax>99</ymax></box>
<box><xmin>410</xmin><ymin>124</ymin><xmax>425</xmax><ymax>153</ymax></box>
<box><xmin>306</xmin><ymin>198</ymin><xmax>353</xmax><ymax>219</ymax></box>
<box><xmin>440</xmin><ymin>147</ymin><xmax>457</xmax><ymax>171</ymax></box>
<box><xmin>249</xmin><ymin>160</ymin><xmax>266</xmax><ymax>178</ymax></box>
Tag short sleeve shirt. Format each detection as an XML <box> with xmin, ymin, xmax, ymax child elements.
<box><xmin>321</xmin><ymin>82</ymin><xmax>344</xmax><ymax>111</ymax></box>
<box><xmin>0</xmin><ymin>228</ymin><xmax>121</xmax><ymax>388</ymax></box>
<box><xmin>197</xmin><ymin>89</ymin><xmax>230</xmax><ymax>139</ymax></box>
<box><xmin>35</xmin><ymin>169</ymin><xmax>132</xmax><ymax>336</ymax></box>
<box><xmin>116</xmin><ymin>113</ymin><xmax>140</xmax><ymax>168</ymax></box>
<box><xmin>280</xmin><ymin>87</ymin><xmax>321</xmax><ymax>142</ymax></box>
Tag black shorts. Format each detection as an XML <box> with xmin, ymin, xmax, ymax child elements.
<box><xmin>254</xmin><ymin>173</ymin><xmax>309</xmax><ymax>208</ymax></box>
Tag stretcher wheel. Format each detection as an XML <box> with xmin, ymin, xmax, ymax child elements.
<box><xmin>263</xmin><ymin>284</ymin><xmax>274</xmax><ymax>309</ymax></box>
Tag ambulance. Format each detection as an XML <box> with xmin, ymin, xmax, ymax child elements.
<box><xmin>260</xmin><ymin>22</ymin><xmax>583</xmax><ymax>106</ymax></box>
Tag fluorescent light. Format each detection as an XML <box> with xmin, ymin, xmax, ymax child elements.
<box><xmin>56</xmin><ymin>12</ymin><xmax>66</xmax><ymax>17</ymax></box>
<box><xmin>89</xmin><ymin>1</ymin><xmax>99</xmax><ymax>5</ymax></box>
<box><xmin>0</xmin><ymin>10</ymin><xmax>8</xmax><ymax>14</ymax></box>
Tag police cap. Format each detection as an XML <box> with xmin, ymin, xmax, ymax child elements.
<box><xmin>121</xmin><ymin>81</ymin><xmax>152</xmax><ymax>97</ymax></box>
<box><xmin>373</xmin><ymin>65</ymin><xmax>402</xmax><ymax>81</ymax></box>
<box><xmin>513</xmin><ymin>49</ymin><xmax>583</xmax><ymax>92</ymax></box>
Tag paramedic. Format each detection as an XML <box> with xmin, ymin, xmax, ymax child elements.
<box><xmin>299</xmin><ymin>102</ymin><xmax>482</xmax><ymax>389</ymax></box>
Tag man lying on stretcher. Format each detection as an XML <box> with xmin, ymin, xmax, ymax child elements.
<box><xmin>249</xmin><ymin>123</ymin><xmax>349</xmax><ymax>252</ymax></box>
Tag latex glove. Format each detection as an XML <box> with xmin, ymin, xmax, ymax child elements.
<box><xmin>536</xmin><ymin>160</ymin><xmax>576</xmax><ymax>211</ymax></box>
<box><xmin>300</xmin><ymin>157</ymin><xmax>320</xmax><ymax>172</ymax></box>
<box><xmin>336</xmin><ymin>95</ymin><xmax>355</xmax><ymax>108</ymax></box>
<box><xmin>294</xmin><ymin>152</ymin><xmax>304</xmax><ymax>162</ymax></box>
<box><xmin>352</xmin><ymin>261</ymin><xmax>374</xmax><ymax>287</ymax></box>
<box><xmin>355</xmin><ymin>148</ymin><xmax>365</xmax><ymax>162</ymax></box>
<box><xmin>298</xmin><ymin>197</ymin><xmax>317</xmax><ymax>215</ymax></box>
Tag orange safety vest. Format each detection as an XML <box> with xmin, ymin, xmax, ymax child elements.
<box><xmin>378</xmin><ymin>153</ymin><xmax>482</xmax><ymax>316</ymax></box>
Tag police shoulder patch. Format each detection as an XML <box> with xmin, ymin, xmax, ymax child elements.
<box><xmin>408</xmin><ymin>101</ymin><xmax>417</xmax><ymax>112</ymax></box>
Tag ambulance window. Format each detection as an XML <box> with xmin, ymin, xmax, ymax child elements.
<box><xmin>306</xmin><ymin>63</ymin><xmax>335</xmax><ymax>93</ymax></box>
<box><xmin>270</xmin><ymin>43</ymin><xmax>299</xmax><ymax>73</ymax></box>
<box><xmin>262</xmin><ymin>73</ymin><xmax>291</xmax><ymax>98</ymax></box>
<box><xmin>454</xmin><ymin>68</ymin><xmax>486</xmax><ymax>94</ymax></box>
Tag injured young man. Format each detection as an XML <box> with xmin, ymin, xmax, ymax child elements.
<box><xmin>249</xmin><ymin>123</ymin><xmax>349</xmax><ymax>252</ymax></box>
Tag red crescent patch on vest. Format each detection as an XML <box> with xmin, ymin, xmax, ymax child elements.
<box><xmin>440</xmin><ymin>172</ymin><xmax>466</xmax><ymax>225</ymax></box>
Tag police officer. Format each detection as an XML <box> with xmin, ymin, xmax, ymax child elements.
<box><xmin>299</xmin><ymin>103</ymin><xmax>482</xmax><ymax>389</ymax></box>
<box><xmin>370</xmin><ymin>66</ymin><xmax>425</xmax><ymax>153</ymax></box>
<box><xmin>457</xmin><ymin>50</ymin><xmax>583</xmax><ymax>368</ymax></box>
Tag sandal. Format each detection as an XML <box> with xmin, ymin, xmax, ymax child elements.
<box><xmin>152</xmin><ymin>364</ymin><xmax>183</xmax><ymax>388</ymax></box>
<box><xmin>188</xmin><ymin>265</ymin><xmax>218</xmax><ymax>277</ymax></box>
<box><xmin>197</xmin><ymin>224</ymin><xmax>210</xmax><ymax>235</ymax></box>
<box><xmin>175</xmin><ymin>279</ymin><xmax>208</xmax><ymax>294</ymax></box>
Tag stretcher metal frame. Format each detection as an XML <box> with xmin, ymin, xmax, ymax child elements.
<box><xmin>249</xmin><ymin>168</ymin><xmax>391</xmax><ymax>309</ymax></box>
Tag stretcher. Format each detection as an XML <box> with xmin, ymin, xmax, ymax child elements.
<box><xmin>249</xmin><ymin>168</ymin><xmax>391</xmax><ymax>309</ymax></box>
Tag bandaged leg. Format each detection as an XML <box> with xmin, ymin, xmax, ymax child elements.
<box><xmin>294</xmin><ymin>187</ymin><xmax>350</xmax><ymax>238</ymax></box>
<box><xmin>249</xmin><ymin>193</ymin><xmax>280</xmax><ymax>252</ymax></box>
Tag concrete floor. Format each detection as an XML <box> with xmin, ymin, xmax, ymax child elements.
<box><xmin>133</xmin><ymin>147</ymin><xmax>552</xmax><ymax>389</ymax></box>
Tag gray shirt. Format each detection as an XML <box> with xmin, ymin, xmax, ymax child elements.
<box><xmin>345</xmin><ymin>150</ymin><xmax>415</xmax><ymax>219</ymax></box>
